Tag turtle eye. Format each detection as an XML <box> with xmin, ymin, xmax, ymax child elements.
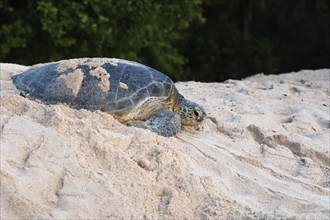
<box><xmin>193</xmin><ymin>109</ymin><xmax>200</xmax><ymax>117</ymax></box>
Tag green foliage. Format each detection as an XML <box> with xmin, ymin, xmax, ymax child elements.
<box><xmin>0</xmin><ymin>0</ymin><xmax>203</xmax><ymax>80</ymax></box>
<box><xmin>0</xmin><ymin>0</ymin><xmax>329</xmax><ymax>81</ymax></box>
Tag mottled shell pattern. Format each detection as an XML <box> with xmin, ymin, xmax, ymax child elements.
<box><xmin>12</xmin><ymin>58</ymin><xmax>179</xmax><ymax>121</ymax></box>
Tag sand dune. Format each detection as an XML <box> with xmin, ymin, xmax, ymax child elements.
<box><xmin>1</xmin><ymin>63</ymin><xmax>329</xmax><ymax>219</ymax></box>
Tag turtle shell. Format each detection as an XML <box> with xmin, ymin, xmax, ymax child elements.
<box><xmin>12</xmin><ymin>58</ymin><xmax>174</xmax><ymax>113</ymax></box>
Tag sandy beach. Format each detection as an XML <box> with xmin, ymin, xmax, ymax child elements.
<box><xmin>1</xmin><ymin>63</ymin><xmax>329</xmax><ymax>219</ymax></box>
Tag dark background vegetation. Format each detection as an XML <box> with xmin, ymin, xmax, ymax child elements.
<box><xmin>1</xmin><ymin>0</ymin><xmax>329</xmax><ymax>82</ymax></box>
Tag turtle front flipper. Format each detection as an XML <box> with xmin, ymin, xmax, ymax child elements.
<box><xmin>127</xmin><ymin>110</ymin><xmax>181</xmax><ymax>137</ymax></box>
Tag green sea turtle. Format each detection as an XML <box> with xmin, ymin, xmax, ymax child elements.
<box><xmin>12</xmin><ymin>58</ymin><xmax>206</xmax><ymax>137</ymax></box>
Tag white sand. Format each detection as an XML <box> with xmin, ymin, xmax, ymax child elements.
<box><xmin>1</xmin><ymin>63</ymin><xmax>329</xmax><ymax>219</ymax></box>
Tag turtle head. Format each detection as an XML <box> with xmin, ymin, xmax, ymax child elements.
<box><xmin>179</xmin><ymin>98</ymin><xmax>206</xmax><ymax>125</ymax></box>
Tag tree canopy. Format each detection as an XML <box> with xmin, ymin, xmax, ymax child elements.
<box><xmin>1</xmin><ymin>0</ymin><xmax>329</xmax><ymax>81</ymax></box>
